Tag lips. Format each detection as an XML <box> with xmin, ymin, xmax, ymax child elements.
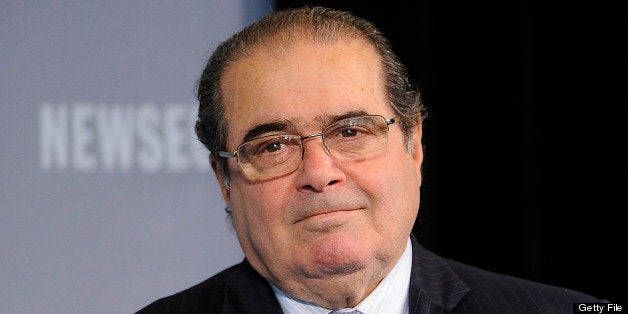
<box><xmin>295</xmin><ymin>208</ymin><xmax>359</xmax><ymax>224</ymax></box>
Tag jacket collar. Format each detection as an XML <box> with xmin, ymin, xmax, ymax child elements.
<box><xmin>224</xmin><ymin>259</ymin><xmax>284</xmax><ymax>312</ymax></box>
<box><xmin>409</xmin><ymin>235</ymin><xmax>470</xmax><ymax>312</ymax></box>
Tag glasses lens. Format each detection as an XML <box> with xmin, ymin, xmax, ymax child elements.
<box><xmin>233</xmin><ymin>115</ymin><xmax>392</xmax><ymax>180</ymax></box>
<box><xmin>237</xmin><ymin>135</ymin><xmax>302</xmax><ymax>180</ymax></box>
<box><xmin>323</xmin><ymin>116</ymin><xmax>389</xmax><ymax>159</ymax></box>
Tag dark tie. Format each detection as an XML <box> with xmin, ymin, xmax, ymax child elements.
<box><xmin>328</xmin><ymin>310</ymin><xmax>363</xmax><ymax>314</ymax></box>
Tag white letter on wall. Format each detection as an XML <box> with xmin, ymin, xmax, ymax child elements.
<box><xmin>72</xmin><ymin>103</ymin><xmax>97</xmax><ymax>171</ymax></box>
<box><xmin>97</xmin><ymin>103</ymin><xmax>135</xmax><ymax>172</ymax></box>
<box><xmin>137</xmin><ymin>103</ymin><xmax>163</xmax><ymax>173</ymax></box>
<box><xmin>40</xmin><ymin>103</ymin><xmax>68</xmax><ymax>171</ymax></box>
<box><xmin>164</xmin><ymin>104</ymin><xmax>189</xmax><ymax>172</ymax></box>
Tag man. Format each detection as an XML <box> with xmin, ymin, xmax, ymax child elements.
<box><xmin>138</xmin><ymin>6</ymin><xmax>605</xmax><ymax>313</ymax></box>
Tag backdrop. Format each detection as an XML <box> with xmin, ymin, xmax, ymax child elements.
<box><xmin>2</xmin><ymin>1</ymin><xmax>624</xmax><ymax>313</ymax></box>
<box><xmin>277</xmin><ymin>0</ymin><xmax>626</xmax><ymax>304</ymax></box>
<box><xmin>1</xmin><ymin>1</ymin><xmax>271</xmax><ymax>313</ymax></box>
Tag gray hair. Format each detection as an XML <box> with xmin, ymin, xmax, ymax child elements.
<box><xmin>195</xmin><ymin>6</ymin><xmax>426</xmax><ymax>184</ymax></box>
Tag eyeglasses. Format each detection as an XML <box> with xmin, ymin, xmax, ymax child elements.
<box><xmin>218</xmin><ymin>115</ymin><xmax>396</xmax><ymax>180</ymax></box>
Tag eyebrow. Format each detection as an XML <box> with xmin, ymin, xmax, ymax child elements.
<box><xmin>241</xmin><ymin>109</ymin><xmax>372</xmax><ymax>143</ymax></box>
<box><xmin>317</xmin><ymin>110</ymin><xmax>370</xmax><ymax>126</ymax></box>
<box><xmin>242</xmin><ymin>120</ymin><xmax>293</xmax><ymax>143</ymax></box>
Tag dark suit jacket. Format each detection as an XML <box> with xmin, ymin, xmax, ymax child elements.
<box><xmin>137</xmin><ymin>236</ymin><xmax>604</xmax><ymax>313</ymax></box>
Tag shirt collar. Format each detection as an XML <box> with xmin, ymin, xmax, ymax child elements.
<box><xmin>272</xmin><ymin>237</ymin><xmax>412</xmax><ymax>314</ymax></box>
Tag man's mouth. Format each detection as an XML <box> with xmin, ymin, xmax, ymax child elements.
<box><xmin>295</xmin><ymin>208</ymin><xmax>361</xmax><ymax>232</ymax></box>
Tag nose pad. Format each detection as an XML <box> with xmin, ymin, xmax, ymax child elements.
<box><xmin>300</xmin><ymin>133</ymin><xmax>332</xmax><ymax>159</ymax></box>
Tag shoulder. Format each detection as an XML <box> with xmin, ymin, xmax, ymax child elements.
<box><xmin>136</xmin><ymin>263</ymin><xmax>241</xmax><ymax>314</ymax></box>
<box><xmin>136</xmin><ymin>260</ymin><xmax>281</xmax><ymax>314</ymax></box>
<box><xmin>443</xmin><ymin>257</ymin><xmax>605</xmax><ymax>312</ymax></box>
<box><xmin>409</xmin><ymin>238</ymin><xmax>606</xmax><ymax>313</ymax></box>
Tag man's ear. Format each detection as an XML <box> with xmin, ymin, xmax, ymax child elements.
<box><xmin>210</xmin><ymin>155</ymin><xmax>231</xmax><ymax>203</ymax></box>
<box><xmin>411</xmin><ymin>123</ymin><xmax>424</xmax><ymax>176</ymax></box>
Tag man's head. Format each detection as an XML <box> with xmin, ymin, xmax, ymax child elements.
<box><xmin>196</xmin><ymin>7</ymin><xmax>425</xmax><ymax>184</ymax></box>
<box><xmin>195</xmin><ymin>6</ymin><xmax>426</xmax><ymax>309</ymax></box>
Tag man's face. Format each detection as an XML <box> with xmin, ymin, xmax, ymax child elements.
<box><xmin>216</xmin><ymin>38</ymin><xmax>423</xmax><ymax>306</ymax></box>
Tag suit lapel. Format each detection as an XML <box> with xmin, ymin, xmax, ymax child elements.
<box><xmin>223</xmin><ymin>259</ymin><xmax>284</xmax><ymax>313</ymax></box>
<box><xmin>408</xmin><ymin>236</ymin><xmax>470</xmax><ymax>313</ymax></box>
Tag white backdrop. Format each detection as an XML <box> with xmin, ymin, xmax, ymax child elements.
<box><xmin>1</xmin><ymin>1</ymin><xmax>272</xmax><ymax>313</ymax></box>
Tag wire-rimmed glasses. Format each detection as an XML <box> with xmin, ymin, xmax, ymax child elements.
<box><xmin>218</xmin><ymin>115</ymin><xmax>396</xmax><ymax>180</ymax></box>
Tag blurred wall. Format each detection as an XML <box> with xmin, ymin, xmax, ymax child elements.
<box><xmin>1</xmin><ymin>1</ymin><xmax>272</xmax><ymax>313</ymax></box>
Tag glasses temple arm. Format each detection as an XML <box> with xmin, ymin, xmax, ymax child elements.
<box><xmin>218</xmin><ymin>151</ymin><xmax>238</xmax><ymax>158</ymax></box>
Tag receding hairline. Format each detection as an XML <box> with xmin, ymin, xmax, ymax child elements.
<box><xmin>220</xmin><ymin>21</ymin><xmax>378</xmax><ymax>76</ymax></box>
<box><xmin>224</xmin><ymin>33</ymin><xmax>380</xmax><ymax>75</ymax></box>
<box><xmin>239</xmin><ymin>7</ymin><xmax>373</xmax><ymax>47</ymax></box>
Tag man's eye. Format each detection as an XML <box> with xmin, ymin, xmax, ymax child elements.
<box><xmin>340</xmin><ymin>128</ymin><xmax>361</xmax><ymax>137</ymax></box>
<box><xmin>250</xmin><ymin>140</ymin><xmax>291</xmax><ymax>156</ymax></box>
<box><xmin>263</xmin><ymin>142</ymin><xmax>285</xmax><ymax>153</ymax></box>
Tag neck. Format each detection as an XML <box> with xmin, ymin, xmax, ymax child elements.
<box><xmin>271</xmin><ymin>248</ymin><xmax>404</xmax><ymax>309</ymax></box>
<box><xmin>289</xmin><ymin>265</ymin><xmax>389</xmax><ymax>309</ymax></box>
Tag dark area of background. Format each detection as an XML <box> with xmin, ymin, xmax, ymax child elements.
<box><xmin>277</xmin><ymin>0</ymin><xmax>625</xmax><ymax>303</ymax></box>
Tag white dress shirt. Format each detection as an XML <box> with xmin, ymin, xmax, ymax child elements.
<box><xmin>272</xmin><ymin>237</ymin><xmax>412</xmax><ymax>314</ymax></box>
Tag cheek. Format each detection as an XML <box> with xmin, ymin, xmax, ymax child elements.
<box><xmin>357</xmin><ymin>153</ymin><xmax>420</xmax><ymax>219</ymax></box>
<box><xmin>230</xmin><ymin>181</ymin><xmax>292</xmax><ymax>233</ymax></box>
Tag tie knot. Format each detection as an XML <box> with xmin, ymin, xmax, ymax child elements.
<box><xmin>328</xmin><ymin>310</ymin><xmax>363</xmax><ymax>314</ymax></box>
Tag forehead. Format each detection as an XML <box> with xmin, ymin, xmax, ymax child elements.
<box><xmin>220</xmin><ymin>38</ymin><xmax>391</xmax><ymax>146</ymax></box>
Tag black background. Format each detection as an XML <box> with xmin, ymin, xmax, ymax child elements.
<box><xmin>277</xmin><ymin>0</ymin><xmax>625</xmax><ymax>303</ymax></box>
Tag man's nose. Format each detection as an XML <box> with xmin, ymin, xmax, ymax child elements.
<box><xmin>296</xmin><ymin>137</ymin><xmax>346</xmax><ymax>192</ymax></box>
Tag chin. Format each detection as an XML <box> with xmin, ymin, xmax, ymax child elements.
<box><xmin>296</xmin><ymin>235</ymin><xmax>377</xmax><ymax>279</ymax></box>
<box><xmin>302</xmin><ymin>260</ymin><xmax>366</xmax><ymax>279</ymax></box>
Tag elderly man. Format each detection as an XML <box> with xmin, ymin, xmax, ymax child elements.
<box><xmin>138</xmin><ymin>6</ymin><xmax>604</xmax><ymax>313</ymax></box>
